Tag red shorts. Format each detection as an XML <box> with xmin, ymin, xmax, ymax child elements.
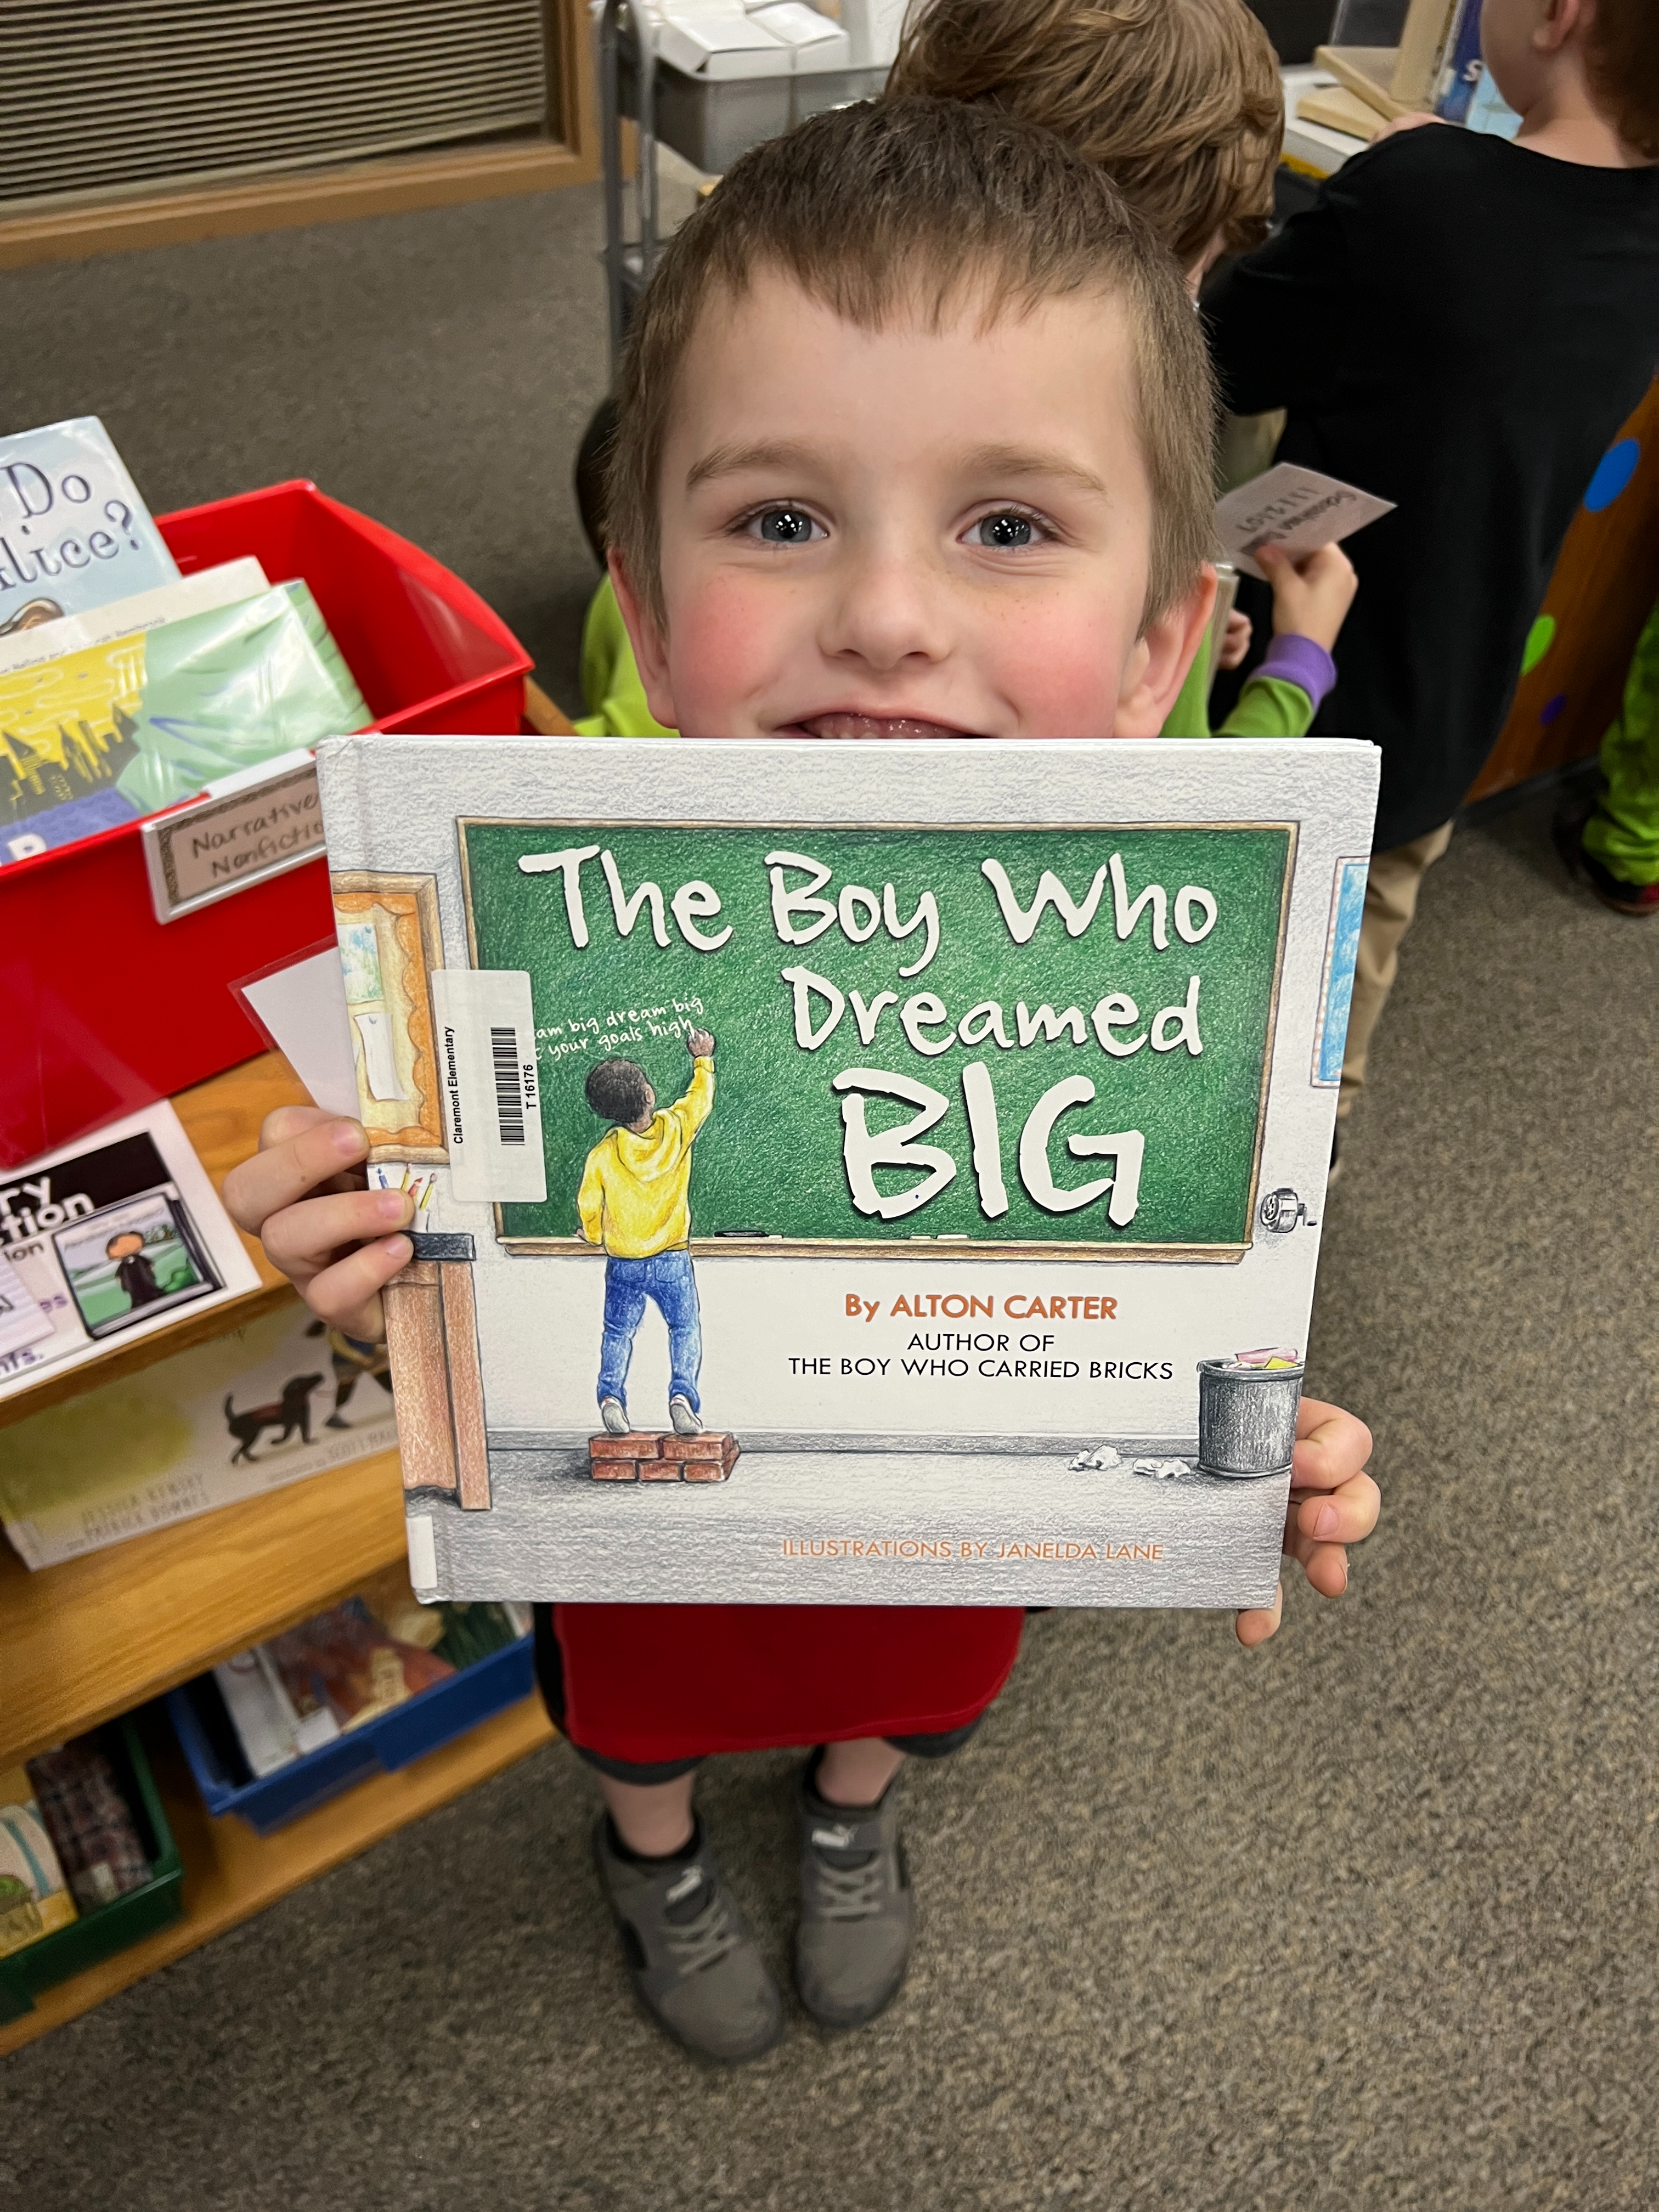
<box><xmin>538</xmin><ymin>1602</ymin><xmax>1025</xmax><ymax>1771</ymax></box>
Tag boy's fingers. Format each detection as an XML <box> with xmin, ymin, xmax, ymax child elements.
<box><xmin>261</xmin><ymin>1104</ymin><xmax>340</xmax><ymax>1148</ymax></box>
<box><xmin>1235</xmin><ymin>1583</ymin><xmax>1283</xmax><ymax>1647</ymax></box>
<box><xmin>302</xmin><ymin>1235</ymin><xmax>411</xmax><ymax>1338</ymax></box>
<box><xmin>223</xmin><ymin>1116</ymin><xmax>369</xmax><ymax>1233</ymax></box>
<box><xmin>1289</xmin><ymin>1468</ymin><xmax>1380</xmax><ymax>1547</ymax></box>
<box><xmin>1292</xmin><ymin>1397</ymin><xmax>1373</xmax><ymax>1492</ymax></box>
<box><xmin>259</xmin><ymin>1187</ymin><xmax>414</xmax><ymax>1278</ymax></box>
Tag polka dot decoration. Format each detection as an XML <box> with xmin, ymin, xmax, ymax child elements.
<box><xmin>1540</xmin><ymin>692</ymin><xmax>1567</xmax><ymax>726</ymax></box>
<box><xmin>1584</xmin><ymin>438</ymin><xmax>1640</xmax><ymax>514</ymax></box>
<box><xmin>1522</xmin><ymin>615</ymin><xmax>1555</xmax><ymax>675</ymax></box>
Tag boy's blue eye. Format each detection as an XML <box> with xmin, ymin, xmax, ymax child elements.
<box><xmin>970</xmin><ymin>512</ymin><xmax>1037</xmax><ymax>549</ymax></box>
<box><xmin>752</xmin><ymin>506</ymin><xmax>820</xmax><ymax>544</ymax></box>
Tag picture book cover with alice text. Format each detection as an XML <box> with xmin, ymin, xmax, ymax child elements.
<box><xmin>316</xmin><ymin>735</ymin><xmax>1377</xmax><ymax>1609</ymax></box>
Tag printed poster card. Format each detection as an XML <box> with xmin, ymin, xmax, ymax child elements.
<box><xmin>317</xmin><ymin>735</ymin><xmax>1379</xmax><ymax>1610</ymax></box>
<box><xmin>0</xmin><ymin>1101</ymin><xmax>261</xmax><ymax>1403</ymax></box>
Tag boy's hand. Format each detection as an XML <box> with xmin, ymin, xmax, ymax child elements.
<box><xmin>1234</xmin><ymin>1395</ymin><xmax>1378</xmax><ymax>1648</ymax></box>
<box><xmin>1259</xmin><ymin>540</ymin><xmax>1358</xmax><ymax>652</ymax></box>
<box><xmin>686</xmin><ymin>1028</ymin><xmax>715</xmax><ymax>1057</ymax></box>
<box><xmin>1217</xmin><ymin>608</ymin><xmax>1254</xmax><ymax>671</ymax></box>
<box><xmin>222</xmin><ymin>1108</ymin><xmax>414</xmax><ymax>1344</ymax></box>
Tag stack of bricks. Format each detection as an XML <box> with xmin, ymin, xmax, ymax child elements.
<box><xmin>589</xmin><ymin>1431</ymin><xmax>741</xmax><ymax>1482</ymax></box>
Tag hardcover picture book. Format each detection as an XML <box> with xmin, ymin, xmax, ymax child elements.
<box><xmin>0</xmin><ymin>416</ymin><xmax>178</xmax><ymax>635</ymax></box>
<box><xmin>317</xmin><ymin>735</ymin><xmax>1378</xmax><ymax>1609</ymax></box>
<box><xmin>0</xmin><ymin>1301</ymin><xmax>398</xmax><ymax>1569</ymax></box>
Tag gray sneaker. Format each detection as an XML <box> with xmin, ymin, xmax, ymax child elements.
<box><xmin>599</xmin><ymin>1397</ymin><xmax>629</xmax><ymax>1436</ymax></box>
<box><xmin>593</xmin><ymin>1816</ymin><xmax>784</xmax><ymax>2063</ymax></box>
<box><xmin>795</xmin><ymin>1762</ymin><xmax>913</xmax><ymax>2028</ymax></box>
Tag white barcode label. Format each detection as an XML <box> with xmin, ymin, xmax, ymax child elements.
<box><xmin>429</xmin><ymin>969</ymin><xmax>547</xmax><ymax>1203</ymax></box>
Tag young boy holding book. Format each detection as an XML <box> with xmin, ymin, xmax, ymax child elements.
<box><xmin>225</xmin><ymin>99</ymin><xmax>1379</xmax><ymax>2067</ymax></box>
<box><xmin>1204</xmin><ymin>0</ymin><xmax>1659</xmax><ymax>1120</ymax></box>
<box><xmin>574</xmin><ymin>0</ymin><xmax>1358</xmax><ymax>746</ymax></box>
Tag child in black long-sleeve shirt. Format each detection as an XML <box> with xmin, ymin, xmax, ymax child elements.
<box><xmin>1205</xmin><ymin>0</ymin><xmax>1659</xmax><ymax>1131</ymax></box>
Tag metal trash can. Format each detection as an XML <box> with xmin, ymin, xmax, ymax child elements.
<box><xmin>1195</xmin><ymin>1357</ymin><xmax>1305</xmax><ymax>1479</ymax></box>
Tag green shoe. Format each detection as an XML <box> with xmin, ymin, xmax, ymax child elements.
<box><xmin>594</xmin><ymin>1816</ymin><xmax>783</xmax><ymax>2064</ymax></box>
<box><xmin>795</xmin><ymin>1759</ymin><xmax>914</xmax><ymax>2029</ymax></box>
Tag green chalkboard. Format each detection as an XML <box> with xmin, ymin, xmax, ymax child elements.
<box><xmin>459</xmin><ymin>821</ymin><xmax>1293</xmax><ymax>1252</ymax></box>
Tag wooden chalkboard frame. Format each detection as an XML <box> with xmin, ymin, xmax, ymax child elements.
<box><xmin>455</xmin><ymin>816</ymin><xmax>1298</xmax><ymax>1264</ymax></box>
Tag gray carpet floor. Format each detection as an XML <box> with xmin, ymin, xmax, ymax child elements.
<box><xmin>4</xmin><ymin>193</ymin><xmax>1657</xmax><ymax>2210</ymax></box>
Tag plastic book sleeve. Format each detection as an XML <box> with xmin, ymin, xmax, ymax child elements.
<box><xmin>112</xmin><ymin>580</ymin><xmax>371</xmax><ymax>814</ymax></box>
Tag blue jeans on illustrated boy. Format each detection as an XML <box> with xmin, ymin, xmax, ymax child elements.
<box><xmin>597</xmin><ymin>1249</ymin><xmax>702</xmax><ymax>1415</ymax></box>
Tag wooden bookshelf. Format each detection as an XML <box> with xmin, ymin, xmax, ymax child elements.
<box><xmin>0</xmin><ymin>941</ymin><xmax>576</xmax><ymax>2039</ymax></box>
<box><xmin>0</xmin><ymin>1447</ymin><xmax>410</xmax><ymax>1771</ymax></box>
<box><xmin>0</xmin><ymin>1697</ymin><xmax>555</xmax><ymax>2056</ymax></box>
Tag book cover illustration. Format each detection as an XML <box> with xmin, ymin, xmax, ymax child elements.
<box><xmin>0</xmin><ymin>1101</ymin><xmax>261</xmax><ymax>1403</ymax></box>
<box><xmin>0</xmin><ymin>417</ymin><xmax>178</xmax><ymax>637</ymax></box>
<box><xmin>317</xmin><ymin>735</ymin><xmax>1379</xmax><ymax>1608</ymax></box>
<box><xmin>0</xmin><ymin>1301</ymin><xmax>398</xmax><ymax>1568</ymax></box>
<box><xmin>0</xmin><ymin>579</ymin><xmax>370</xmax><ymax>866</ymax></box>
<box><xmin>0</xmin><ymin>1771</ymin><xmax>77</xmax><ymax>1960</ymax></box>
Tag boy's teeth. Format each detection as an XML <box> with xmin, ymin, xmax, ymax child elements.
<box><xmin>799</xmin><ymin>713</ymin><xmax>966</xmax><ymax>740</ymax></box>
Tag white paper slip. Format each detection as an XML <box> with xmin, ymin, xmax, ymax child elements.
<box><xmin>237</xmin><ymin>947</ymin><xmax>359</xmax><ymax>1118</ymax></box>
<box><xmin>428</xmin><ymin>969</ymin><xmax>548</xmax><ymax>1204</ymax></box>
<box><xmin>1214</xmin><ymin>464</ymin><xmax>1395</xmax><ymax>582</ymax></box>
<box><xmin>0</xmin><ymin>1250</ymin><xmax>54</xmax><ymax>1358</ymax></box>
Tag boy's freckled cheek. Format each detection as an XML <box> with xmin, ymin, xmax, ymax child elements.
<box><xmin>665</xmin><ymin>569</ymin><xmax>811</xmax><ymax>710</ymax></box>
<box><xmin>979</xmin><ymin>599</ymin><xmax>1126</xmax><ymax>735</ymax></box>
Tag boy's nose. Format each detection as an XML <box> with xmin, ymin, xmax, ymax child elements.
<box><xmin>818</xmin><ymin>544</ymin><xmax>953</xmax><ymax>674</ymax></box>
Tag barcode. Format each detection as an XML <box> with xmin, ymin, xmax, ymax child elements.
<box><xmin>490</xmin><ymin>1026</ymin><xmax>526</xmax><ymax>1145</ymax></box>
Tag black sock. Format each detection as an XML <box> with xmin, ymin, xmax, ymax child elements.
<box><xmin>606</xmin><ymin>1812</ymin><xmax>701</xmax><ymax>1869</ymax></box>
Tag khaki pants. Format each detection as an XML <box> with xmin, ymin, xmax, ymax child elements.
<box><xmin>1338</xmin><ymin>821</ymin><xmax>1455</xmax><ymax>1119</ymax></box>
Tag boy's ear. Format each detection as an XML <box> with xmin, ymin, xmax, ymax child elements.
<box><xmin>1113</xmin><ymin>568</ymin><xmax>1219</xmax><ymax>737</ymax></box>
<box><xmin>1536</xmin><ymin>0</ymin><xmax>1585</xmax><ymax>54</ymax></box>
<box><xmin>608</xmin><ymin>551</ymin><xmax>679</xmax><ymax>731</ymax></box>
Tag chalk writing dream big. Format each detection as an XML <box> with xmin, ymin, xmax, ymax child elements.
<box><xmin>317</xmin><ymin>736</ymin><xmax>1377</xmax><ymax>1607</ymax></box>
<box><xmin>459</xmin><ymin>823</ymin><xmax>1293</xmax><ymax>1256</ymax></box>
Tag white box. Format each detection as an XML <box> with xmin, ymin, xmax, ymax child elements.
<box><xmin>751</xmin><ymin>2</ymin><xmax>851</xmax><ymax>64</ymax></box>
<box><xmin>658</xmin><ymin>0</ymin><xmax>794</xmax><ymax>76</ymax></box>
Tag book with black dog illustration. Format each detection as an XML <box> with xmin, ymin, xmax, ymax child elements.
<box><xmin>316</xmin><ymin>735</ymin><xmax>1378</xmax><ymax>1609</ymax></box>
<box><xmin>0</xmin><ymin>1301</ymin><xmax>398</xmax><ymax>1568</ymax></box>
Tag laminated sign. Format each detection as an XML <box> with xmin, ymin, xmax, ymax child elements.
<box><xmin>317</xmin><ymin>735</ymin><xmax>1378</xmax><ymax>1607</ymax></box>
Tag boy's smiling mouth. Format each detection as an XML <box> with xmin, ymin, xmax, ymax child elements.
<box><xmin>785</xmin><ymin>711</ymin><xmax>986</xmax><ymax>741</ymax></box>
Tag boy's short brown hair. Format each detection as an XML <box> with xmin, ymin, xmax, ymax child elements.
<box><xmin>888</xmin><ymin>0</ymin><xmax>1283</xmax><ymax>267</ymax></box>
<box><xmin>1585</xmin><ymin>0</ymin><xmax>1659</xmax><ymax>160</ymax></box>
<box><xmin>608</xmin><ymin>96</ymin><xmax>1216</xmax><ymax>636</ymax></box>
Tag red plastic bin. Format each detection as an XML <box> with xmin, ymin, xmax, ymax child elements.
<box><xmin>2</xmin><ymin>482</ymin><xmax>532</xmax><ymax>1170</ymax></box>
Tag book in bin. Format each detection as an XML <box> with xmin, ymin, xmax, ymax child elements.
<box><xmin>316</xmin><ymin>735</ymin><xmax>1378</xmax><ymax>1609</ymax></box>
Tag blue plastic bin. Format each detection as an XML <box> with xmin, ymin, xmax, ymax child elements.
<box><xmin>166</xmin><ymin>1635</ymin><xmax>537</xmax><ymax>1835</ymax></box>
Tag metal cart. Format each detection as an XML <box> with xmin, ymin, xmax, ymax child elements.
<box><xmin>596</xmin><ymin>0</ymin><xmax>885</xmax><ymax>364</ymax></box>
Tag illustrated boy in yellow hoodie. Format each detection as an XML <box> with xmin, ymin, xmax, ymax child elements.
<box><xmin>578</xmin><ymin>1028</ymin><xmax>715</xmax><ymax>1439</ymax></box>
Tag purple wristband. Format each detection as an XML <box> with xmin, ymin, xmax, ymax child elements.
<box><xmin>1252</xmin><ymin>633</ymin><xmax>1336</xmax><ymax>712</ymax></box>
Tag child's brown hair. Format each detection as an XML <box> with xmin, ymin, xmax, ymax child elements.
<box><xmin>887</xmin><ymin>0</ymin><xmax>1282</xmax><ymax>268</ymax></box>
<box><xmin>607</xmin><ymin>95</ymin><xmax>1216</xmax><ymax>637</ymax></box>
<box><xmin>1585</xmin><ymin>0</ymin><xmax>1659</xmax><ymax>160</ymax></box>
